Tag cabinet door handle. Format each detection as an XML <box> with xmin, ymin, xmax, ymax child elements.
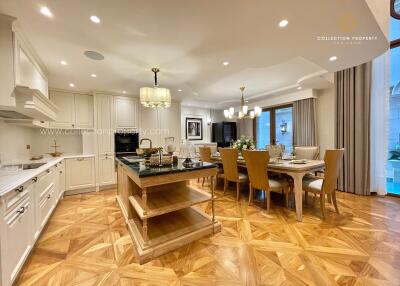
<box><xmin>59</xmin><ymin>171</ymin><xmax>63</xmax><ymax>174</ymax></box>
<box><xmin>32</xmin><ymin>177</ymin><xmax>38</xmax><ymax>182</ymax></box>
<box><xmin>15</xmin><ymin>186</ymin><xmax>24</xmax><ymax>193</ymax></box>
<box><xmin>77</xmin><ymin>157</ymin><xmax>84</xmax><ymax>161</ymax></box>
<box><xmin>17</xmin><ymin>206</ymin><xmax>25</xmax><ymax>214</ymax></box>
<box><xmin>47</xmin><ymin>194</ymin><xmax>51</xmax><ymax>199</ymax></box>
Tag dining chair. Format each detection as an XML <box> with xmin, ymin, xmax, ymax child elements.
<box><xmin>265</xmin><ymin>144</ymin><xmax>285</xmax><ymax>158</ymax></box>
<box><xmin>198</xmin><ymin>146</ymin><xmax>223</xmax><ymax>186</ymax></box>
<box><xmin>294</xmin><ymin>146</ymin><xmax>320</xmax><ymax>160</ymax></box>
<box><xmin>302</xmin><ymin>149</ymin><xmax>345</xmax><ymax>219</ymax></box>
<box><xmin>242</xmin><ymin>150</ymin><xmax>290</xmax><ymax>211</ymax></box>
<box><xmin>219</xmin><ymin>148</ymin><xmax>248</xmax><ymax>200</ymax></box>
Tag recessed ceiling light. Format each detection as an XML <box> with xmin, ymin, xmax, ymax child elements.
<box><xmin>223</xmin><ymin>61</ymin><xmax>229</xmax><ymax>66</ymax></box>
<box><xmin>40</xmin><ymin>6</ymin><xmax>53</xmax><ymax>18</ymax></box>
<box><xmin>90</xmin><ymin>74</ymin><xmax>97</xmax><ymax>78</ymax></box>
<box><xmin>69</xmin><ymin>83</ymin><xmax>75</xmax><ymax>87</ymax></box>
<box><xmin>279</xmin><ymin>19</ymin><xmax>289</xmax><ymax>28</ymax></box>
<box><xmin>297</xmin><ymin>86</ymin><xmax>302</xmax><ymax>90</ymax></box>
<box><xmin>329</xmin><ymin>56</ymin><xmax>338</xmax><ymax>61</ymax></box>
<box><xmin>178</xmin><ymin>89</ymin><xmax>182</xmax><ymax>92</ymax></box>
<box><xmin>90</xmin><ymin>15</ymin><xmax>101</xmax><ymax>23</ymax></box>
<box><xmin>60</xmin><ymin>60</ymin><xmax>67</xmax><ymax>65</ymax></box>
<box><xmin>122</xmin><ymin>90</ymin><xmax>127</xmax><ymax>94</ymax></box>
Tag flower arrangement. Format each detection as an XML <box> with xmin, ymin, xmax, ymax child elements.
<box><xmin>232</xmin><ymin>136</ymin><xmax>255</xmax><ymax>152</ymax></box>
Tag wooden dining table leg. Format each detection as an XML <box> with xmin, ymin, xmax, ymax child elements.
<box><xmin>287</xmin><ymin>172</ymin><xmax>305</xmax><ymax>222</ymax></box>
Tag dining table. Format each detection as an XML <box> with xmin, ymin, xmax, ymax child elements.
<box><xmin>210</xmin><ymin>155</ymin><xmax>325</xmax><ymax>221</ymax></box>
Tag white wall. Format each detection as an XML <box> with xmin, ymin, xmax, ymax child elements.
<box><xmin>0</xmin><ymin>120</ymin><xmax>33</xmax><ymax>164</ymax></box>
<box><xmin>30</xmin><ymin>129</ymin><xmax>83</xmax><ymax>156</ymax></box>
<box><xmin>316</xmin><ymin>87</ymin><xmax>336</xmax><ymax>157</ymax></box>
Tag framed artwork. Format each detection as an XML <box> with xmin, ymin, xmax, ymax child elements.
<box><xmin>186</xmin><ymin>118</ymin><xmax>203</xmax><ymax>140</ymax></box>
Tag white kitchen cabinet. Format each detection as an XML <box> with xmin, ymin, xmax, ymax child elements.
<box><xmin>75</xmin><ymin>94</ymin><xmax>94</xmax><ymax>128</ymax></box>
<box><xmin>34</xmin><ymin>167</ymin><xmax>57</xmax><ymax>231</ymax></box>
<box><xmin>65</xmin><ymin>157</ymin><xmax>95</xmax><ymax>190</ymax></box>
<box><xmin>2</xmin><ymin>196</ymin><xmax>33</xmax><ymax>285</ymax></box>
<box><xmin>139</xmin><ymin>102</ymin><xmax>181</xmax><ymax>149</ymax></box>
<box><xmin>98</xmin><ymin>155</ymin><xmax>115</xmax><ymax>186</ymax></box>
<box><xmin>159</xmin><ymin>102</ymin><xmax>181</xmax><ymax>150</ymax></box>
<box><xmin>55</xmin><ymin>161</ymin><xmax>65</xmax><ymax>200</ymax></box>
<box><xmin>94</xmin><ymin>94</ymin><xmax>115</xmax><ymax>187</ymax></box>
<box><xmin>49</xmin><ymin>91</ymin><xmax>93</xmax><ymax>129</ymax></box>
<box><xmin>49</xmin><ymin>91</ymin><xmax>75</xmax><ymax>128</ymax></box>
<box><xmin>113</xmin><ymin>96</ymin><xmax>138</xmax><ymax>129</ymax></box>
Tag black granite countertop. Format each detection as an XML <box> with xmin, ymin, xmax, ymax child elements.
<box><xmin>116</xmin><ymin>157</ymin><xmax>217</xmax><ymax>178</ymax></box>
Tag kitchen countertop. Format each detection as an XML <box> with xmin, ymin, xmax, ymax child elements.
<box><xmin>116</xmin><ymin>157</ymin><xmax>216</xmax><ymax>178</ymax></box>
<box><xmin>0</xmin><ymin>154</ymin><xmax>95</xmax><ymax>197</ymax></box>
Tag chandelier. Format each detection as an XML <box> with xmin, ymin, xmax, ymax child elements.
<box><xmin>223</xmin><ymin>86</ymin><xmax>261</xmax><ymax>119</ymax></box>
<box><xmin>140</xmin><ymin>68</ymin><xmax>171</xmax><ymax>108</ymax></box>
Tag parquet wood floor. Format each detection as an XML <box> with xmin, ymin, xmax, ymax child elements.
<box><xmin>15</xmin><ymin>181</ymin><xmax>400</xmax><ymax>286</ymax></box>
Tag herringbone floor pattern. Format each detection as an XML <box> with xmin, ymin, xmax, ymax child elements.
<box><xmin>15</xmin><ymin>181</ymin><xmax>400</xmax><ymax>285</ymax></box>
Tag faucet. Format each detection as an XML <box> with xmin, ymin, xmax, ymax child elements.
<box><xmin>140</xmin><ymin>138</ymin><xmax>153</xmax><ymax>149</ymax></box>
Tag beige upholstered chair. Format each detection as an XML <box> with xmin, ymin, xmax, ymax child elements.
<box><xmin>302</xmin><ymin>149</ymin><xmax>345</xmax><ymax>218</ymax></box>
<box><xmin>265</xmin><ymin>144</ymin><xmax>285</xmax><ymax>158</ymax></box>
<box><xmin>198</xmin><ymin>147</ymin><xmax>212</xmax><ymax>186</ymax></box>
<box><xmin>294</xmin><ymin>146</ymin><xmax>320</xmax><ymax>160</ymax></box>
<box><xmin>219</xmin><ymin>148</ymin><xmax>248</xmax><ymax>200</ymax></box>
<box><xmin>242</xmin><ymin>150</ymin><xmax>290</xmax><ymax>210</ymax></box>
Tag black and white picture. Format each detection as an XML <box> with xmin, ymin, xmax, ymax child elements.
<box><xmin>186</xmin><ymin>118</ymin><xmax>203</xmax><ymax>140</ymax></box>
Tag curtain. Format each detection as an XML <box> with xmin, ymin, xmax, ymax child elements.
<box><xmin>370</xmin><ymin>52</ymin><xmax>389</xmax><ymax>195</ymax></box>
<box><xmin>335</xmin><ymin>62</ymin><xmax>371</xmax><ymax>195</ymax></box>
<box><xmin>293</xmin><ymin>98</ymin><xmax>318</xmax><ymax>146</ymax></box>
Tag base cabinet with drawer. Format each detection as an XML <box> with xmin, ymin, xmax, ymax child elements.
<box><xmin>65</xmin><ymin>157</ymin><xmax>95</xmax><ymax>191</ymax></box>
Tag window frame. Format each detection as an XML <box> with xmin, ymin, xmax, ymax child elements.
<box><xmin>253</xmin><ymin>103</ymin><xmax>294</xmax><ymax>147</ymax></box>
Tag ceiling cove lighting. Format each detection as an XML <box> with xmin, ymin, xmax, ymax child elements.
<box><xmin>40</xmin><ymin>6</ymin><xmax>53</xmax><ymax>18</ymax></box>
<box><xmin>90</xmin><ymin>15</ymin><xmax>101</xmax><ymax>23</ymax></box>
<box><xmin>60</xmin><ymin>60</ymin><xmax>67</xmax><ymax>65</ymax></box>
<box><xmin>69</xmin><ymin>83</ymin><xmax>75</xmax><ymax>87</ymax></box>
<box><xmin>223</xmin><ymin>86</ymin><xmax>261</xmax><ymax>120</ymax></box>
<box><xmin>329</xmin><ymin>56</ymin><xmax>338</xmax><ymax>61</ymax></box>
<box><xmin>279</xmin><ymin>19</ymin><xmax>289</xmax><ymax>27</ymax></box>
<box><xmin>140</xmin><ymin>68</ymin><xmax>171</xmax><ymax>108</ymax></box>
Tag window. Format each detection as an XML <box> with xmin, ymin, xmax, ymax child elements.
<box><xmin>255</xmin><ymin>105</ymin><xmax>293</xmax><ymax>154</ymax></box>
<box><xmin>387</xmin><ymin>1</ymin><xmax>400</xmax><ymax>195</ymax></box>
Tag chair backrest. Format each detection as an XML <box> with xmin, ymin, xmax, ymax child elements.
<box><xmin>199</xmin><ymin>147</ymin><xmax>212</xmax><ymax>163</ymax></box>
<box><xmin>242</xmin><ymin>150</ymin><xmax>270</xmax><ymax>190</ymax></box>
<box><xmin>219</xmin><ymin>148</ymin><xmax>239</xmax><ymax>181</ymax></box>
<box><xmin>294</xmin><ymin>146</ymin><xmax>320</xmax><ymax>160</ymax></box>
<box><xmin>322</xmin><ymin>149</ymin><xmax>345</xmax><ymax>194</ymax></box>
<box><xmin>265</xmin><ymin>144</ymin><xmax>285</xmax><ymax>158</ymax></box>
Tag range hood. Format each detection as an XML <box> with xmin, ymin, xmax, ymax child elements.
<box><xmin>0</xmin><ymin>85</ymin><xmax>58</xmax><ymax>121</ymax></box>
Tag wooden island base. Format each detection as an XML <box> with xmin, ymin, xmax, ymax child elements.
<box><xmin>116</xmin><ymin>158</ymin><xmax>221</xmax><ymax>264</ymax></box>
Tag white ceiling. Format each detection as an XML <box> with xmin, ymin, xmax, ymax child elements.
<box><xmin>0</xmin><ymin>0</ymin><xmax>388</xmax><ymax>108</ymax></box>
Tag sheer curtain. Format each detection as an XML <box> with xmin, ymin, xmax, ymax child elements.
<box><xmin>370</xmin><ymin>52</ymin><xmax>389</xmax><ymax>195</ymax></box>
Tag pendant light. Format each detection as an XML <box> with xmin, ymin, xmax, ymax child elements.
<box><xmin>140</xmin><ymin>68</ymin><xmax>171</xmax><ymax>108</ymax></box>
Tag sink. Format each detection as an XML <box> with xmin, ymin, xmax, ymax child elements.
<box><xmin>122</xmin><ymin>156</ymin><xmax>145</xmax><ymax>163</ymax></box>
<box><xmin>2</xmin><ymin>162</ymin><xmax>47</xmax><ymax>170</ymax></box>
<box><xmin>22</xmin><ymin>163</ymin><xmax>47</xmax><ymax>170</ymax></box>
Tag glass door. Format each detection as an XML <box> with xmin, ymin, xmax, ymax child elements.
<box><xmin>256</xmin><ymin>111</ymin><xmax>271</xmax><ymax>149</ymax></box>
<box><xmin>275</xmin><ymin>106</ymin><xmax>293</xmax><ymax>154</ymax></box>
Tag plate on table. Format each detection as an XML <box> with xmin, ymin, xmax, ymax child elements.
<box><xmin>282</xmin><ymin>155</ymin><xmax>295</xmax><ymax>160</ymax></box>
<box><xmin>290</xmin><ymin>159</ymin><xmax>307</xmax><ymax>164</ymax></box>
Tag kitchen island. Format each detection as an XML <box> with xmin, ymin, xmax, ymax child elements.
<box><xmin>116</xmin><ymin>157</ymin><xmax>221</xmax><ymax>264</ymax></box>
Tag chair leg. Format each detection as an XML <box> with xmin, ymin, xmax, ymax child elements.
<box><xmin>305</xmin><ymin>191</ymin><xmax>308</xmax><ymax>205</ymax></box>
<box><xmin>266</xmin><ymin>190</ymin><xmax>271</xmax><ymax>212</ymax></box>
<box><xmin>285</xmin><ymin>187</ymin><xmax>289</xmax><ymax>208</ymax></box>
<box><xmin>223</xmin><ymin>179</ymin><xmax>228</xmax><ymax>195</ymax></box>
<box><xmin>202</xmin><ymin>177</ymin><xmax>205</xmax><ymax>186</ymax></box>
<box><xmin>332</xmin><ymin>191</ymin><xmax>340</xmax><ymax>214</ymax></box>
<box><xmin>248</xmin><ymin>184</ymin><xmax>253</xmax><ymax>206</ymax></box>
<box><xmin>236</xmin><ymin>182</ymin><xmax>240</xmax><ymax>201</ymax></box>
<box><xmin>320</xmin><ymin>192</ymin><xmax>326</xmax><ymax>219</ymax></box>
<box><xmin>327</xmin><ymin>193</ymin><xmax>332</xmax><ymax>204</ymax></box>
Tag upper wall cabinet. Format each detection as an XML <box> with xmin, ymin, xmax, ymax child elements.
<box><xmin>49</xmin><ymin>90</ymin><xmax>93</xmax><ymax>129</ymax></box>
<box><xmin>113</xmin><ymin>96</ymin><xmax>138</xmax><ymax>129</ymax></box>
